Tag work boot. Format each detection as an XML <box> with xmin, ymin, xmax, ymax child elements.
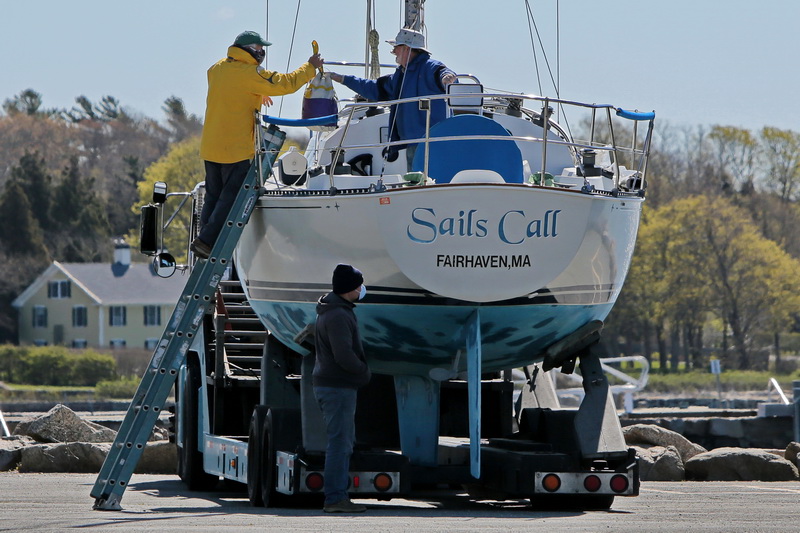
<box><xmin>323</xmin><ymin>498</ymin><xmax>366</xmax><ymax>513</ymax></box>
<box><xmin>190</xmin><ymin>238</ymin><xmax>212</xmax><ymax>259</ymax></box>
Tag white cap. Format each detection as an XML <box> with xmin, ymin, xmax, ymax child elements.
<box><xmin>386</xmin><ymin>28</ymin><xmax>428</xmax><ymax>53</ymax></box>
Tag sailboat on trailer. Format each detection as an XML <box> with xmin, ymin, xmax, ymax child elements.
<box><xmin>230</xmin><ymin>0</ymin><xmax>655</xmax><ymax>473</ymax></box>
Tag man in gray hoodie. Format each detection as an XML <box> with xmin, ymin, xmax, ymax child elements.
<box><xmin>313</xmin><ymin>264</ymin><xmax>371</xmax><ymax>513</ymax></box>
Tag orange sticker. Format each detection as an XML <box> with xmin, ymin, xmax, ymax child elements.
<box><xmin>379</xmin><ymin>197</ymin><xmax>391</xmax><ymax>205</ymax></box>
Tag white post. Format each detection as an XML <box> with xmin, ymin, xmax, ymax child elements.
<box><xmin>0</xmin><ymin>408</ymin><xmax>10</xmax><ymax>437</ymax></box>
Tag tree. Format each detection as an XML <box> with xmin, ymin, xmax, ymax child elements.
<box><xmin>0</xmin><ymin>181</ymin><xmax>50</xmax><ymax>343</ymax></box>
<box><xmin>49</xmin><ymin>156</ymin><xmax>111</xmax><ymax>262</ymax></box>
<box><xmin>759</xmin><ymin>127</ymin><xmax>800</xmax><ymax>203</ymax></box>
<box><xmin>162</xmin><ymin>96</ymin><xmax>203</xmax><ymax>143</ymax></box>
<box><xmin>8</xmin><ymin>151</ymin><xmax>53</xmax><ymax>231</ymax></box>
<box><xmin>650</xmin><ymin>196</ymin><xmax>800</xmax><ymax>369</ymax></box>
<box><xmin>0</xmin><ymin>181</ymin><xmax>48</xmax><ymax>259</ymax></box>
<box><xmin>708</xmin><ymin>126</ymin><xmax>757</xmax><ymax>193</ymax></box>
<box><xmin>1</xmin><ymin>89</ymin><xmax>59</xmax><ymax>117</ymax></box>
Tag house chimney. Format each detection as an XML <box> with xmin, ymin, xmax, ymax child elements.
<box><xmin>112</xmin><ymin>238</ymin><xmax>131</xmax><ymax>277</ymax></box>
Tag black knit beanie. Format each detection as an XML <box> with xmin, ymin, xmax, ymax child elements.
<box><xmin>332</xmin><ymin>264</ymin><xmax>363</xmax><ymax>295</ymax></box>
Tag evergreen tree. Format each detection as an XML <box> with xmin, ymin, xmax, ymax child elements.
<box><xmin>0</xmin><ymin>181</ymin><xmax>48</xmax><ymax>260</ymax></box>
<box><xmin>9</xmin><ymin>151</ymin><xmax>53</xmax><ymax>231</ymax></box>
<box><xmin>162</xmin><ymin>95</ymin><xmax>203</xmax><ymax>143</ymax></box>
<box><xmin>49</xmin><ymin>156</ymin><xmax>111</xmax><ymax>262</ymax></box>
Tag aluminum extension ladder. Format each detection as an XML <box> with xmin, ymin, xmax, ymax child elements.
<box><xmin>90</xmin><ymin>124</ymin><xmax>286</xmax><ymax>510</ymax></box>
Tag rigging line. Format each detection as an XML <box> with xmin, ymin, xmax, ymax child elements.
<box><xmin>524</xmin><ymin>0</ymin><xmax>572</xmax><ymax>139</ymax></box>
<box><xmin>556</xmin><ymin>0</ymin><xmax>560</xmax><ymax>106</ymax></box>
<box><xmin>278</xmin><ymin>0</ymin><xmax>303</xmax><ymax>117</ymax></box>
<box><xmin>524</xmin><ymin>0</ymin><xmax>558</xmax><ymax>98</ymax></box>
<box><xmin>524</xmin><ymin>0</ymin><xmax>543</xmax><ymax>94</ymax></box>
<box><xmin>264</xmin><ymin>0</ymin><xmax>269</xmax><ymax>70</ymax></box>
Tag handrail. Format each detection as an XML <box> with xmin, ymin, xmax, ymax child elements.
<box><xmin>267</xmin><ymin>90</ymin><xmax>655</xmax><ymax>192</ymax></box>
<box><xmin>556</xmin><ymin>355</ymin><xmax>650</xmax><ymax>413</ymax></box>
<box><xmin>262</xmin><ymin>114</ymin><xmax>339</xmax><ymax>127</ymax></box>
<box><xmin>333</xmin><ymin>92</ymin><xmax>655</xmax><ymax>160</ymax></box>
<box><xmin>767</xmin><ymin>377</ymin><xmax>790</xmax><ymax>405</ymax></box>
<box><xmin>0</xmin><ymin>407</ymin><xmax>9</xmax><ymax>437</ymax></box>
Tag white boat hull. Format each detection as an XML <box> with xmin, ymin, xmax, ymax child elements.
<box><xmin>235</xmin><ymin>183</ymin><xmax>642</xmax><ymax>376</ymax></box>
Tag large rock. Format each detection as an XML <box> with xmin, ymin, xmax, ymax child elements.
<box><xmin>136</xmin><ymin>441</ymin><xmax>177</xmax><ymax>474</ymax></box>
<box><xmin>786</xmin><ymin>442</ymin><xmax>800</xmax><ymax>469</ymax></box>
<box><xmin>16</xmin><ymin>440</ymin><xmax>176</xmax><ymax>474</ymax></box>
<box><xmin>19</xmin><ymin>442</ymin><xmax>111</xmax><ymax>473</ymax></box>
<box><xmin>0</xmin><ymin>436</ymin><xmax>35</xmax><ymax>471</ymax></box>
<box><xmin>631</xmin><ymin>444</ymin><xmax>684</xmax><ymax>481</ymax></box>
<box><xmin>623</xmin><ymin>423</ymin><xmax>707</xmax><ymax>462</ymax></box>
<box><xmin>685</xmin><ymin>447</ymin><xmax>800</xmax><ymax>481</ymax></box>
<box><xmin>13</xmin><ymin>404</ymin><xmax>116</xmax><ymax>443</ymax></box>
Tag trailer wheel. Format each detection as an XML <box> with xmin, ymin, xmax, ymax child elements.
<box><xmin>260</xmin><ymin>407</ymin><xmax>301</xmax><ymax>507</ymax></box>
<box><xmin>247</xmin><ymin>406</ymin><xmax>269</xmax><ymax>506</ymax></box>
<box><xmin>177</xmin><ymin>356</ymin><xmax>218</xmax><ymax>491</ymax></box>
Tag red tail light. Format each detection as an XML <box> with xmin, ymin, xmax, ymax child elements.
<box><xmin>542</xmin><ymin>473</ymin><xmax>561</xmax><ymax>492</ymax></box>
<box><xmin>583</xmin><ymin>475</ymin><xmax>602</xmax><ymax>492</ymax></box>
<box><xmin>305</xmin><ymin>472</ymin><xmax>324</xmax><ymax>491</ymax></box>
<box><xmin>373</xmin><ymin>473</ymin><xmax>393</xmax><ymax>492</ymax></box>
<box><xmin>610</xmin><ymin>474</ymin><xmax>629</xmax><ymax>493</ymax></box>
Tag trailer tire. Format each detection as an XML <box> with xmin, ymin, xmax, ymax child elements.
<box><xmin>247</xmin><ymin>406</ymin><xmax>269</xmax><ymax>506</ymax></box>
<box><xmin>260</xmin><ymin>407</ymin><xmax>301</xmax><ymax>507</ymax></box>
<box><xmin>177</xmin><ymin>356</ymin><xmax>218</xmax><ymax>491</ymax></box>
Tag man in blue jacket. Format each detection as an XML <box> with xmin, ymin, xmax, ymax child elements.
<box><xmin>313</xmin><ymin>264</ymin><xmax>370</xmax><ymax>513</ymax></box>
<box><xmin>330</xmin><ymin>28</ymin><xmax>456</xmax><ymax>169</ymax></box>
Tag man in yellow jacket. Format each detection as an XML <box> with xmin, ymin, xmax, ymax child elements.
<box><xmin>192</xmin><ymin>30</ymin><xmax>323</xmax><ymax>259</ymax></box>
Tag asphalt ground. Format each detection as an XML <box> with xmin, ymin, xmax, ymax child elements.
<box><xmin>1</xmin><ymin>473</ymin><xmax>798</xmax><ymax>532</ymax></box>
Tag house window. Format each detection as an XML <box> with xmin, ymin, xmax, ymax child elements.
<box><xmin>32</xmin><ymin>306</ymin><xmax>47</xmax><ymax>328</ymax></box>
<box><xmin>72</xmin><ymin>339</ymin><xmax>88</xmax><ymax>349</ymax></box>
<box><xmin>72</xmin><ymin>306</ymin><xmax>88</xmax><ymax>327</ymax></box>
<box><xmin>109</xmin><ymin>306</ymin><xmax>127</xmax><ymax>326</ymax></box>
<box><xmin>143</xmin><ymin>305</ymin><xmax>161</xmax><ymax>326</ymax></box>
<box><xmin>48</xmin><ymin>280</ymin><xmax>71</xmax><ymax>299</ymax></box>
<box><xmin>109</xmin><ymin>339</ymin><xmax>127</xmax><ymax>349</ymax></box>
<box><xmin>144</xmin><ymin>338</ymin><xmax>159</xmax><ymax>350</ymax></box>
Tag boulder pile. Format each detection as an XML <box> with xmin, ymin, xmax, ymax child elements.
<box><xmin>624</xmin><ymin>423</ymin><xmax>800</xmax><ymax>481</ymax></box>
<box><xmin>0</xmin><ymin>404</ymin><xmax>175</xmax><ymax>474</ymax></box>
<box><xmin>1</xmin><ymin>406</ymin><xmax>798</xmax><ymax>483</ymax></box>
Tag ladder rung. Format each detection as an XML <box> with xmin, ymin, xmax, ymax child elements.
<box><xmin>225</xmin><ymin>330</ymin><xmax>267</xmax><ymax>337</ymax></box>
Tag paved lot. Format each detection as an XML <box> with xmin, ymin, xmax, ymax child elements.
<box><xmin>1</xmin><ymin>473</ymin><xmax>799</xmax><ymax>532</ymax></box>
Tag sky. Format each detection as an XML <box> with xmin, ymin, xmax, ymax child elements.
<box><xmin>2</xmin><ymin>0</ymin><xmax>799</xmax><ymax>134</ymax></box>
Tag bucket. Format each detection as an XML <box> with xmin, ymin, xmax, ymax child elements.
<box><xmin>302</xmin><ymin>71</ymin><xmax>338</xmax><ymax>131</ymax></box>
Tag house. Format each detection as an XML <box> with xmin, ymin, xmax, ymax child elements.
<box><xmin>11</xmin><ymin>243</ymin><xmax>187</xmax><ymax>350</ymax></box>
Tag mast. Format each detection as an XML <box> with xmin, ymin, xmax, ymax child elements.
<box><xmin>404</xmin><ymin>0</ymin><xmax>425</xmax><ymax>31</ymax></box>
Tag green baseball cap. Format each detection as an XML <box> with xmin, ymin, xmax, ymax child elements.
<box><xmin>234</xmin><ymin>31</ymin><xmax>271</xmax><ymax>47</ymax></box>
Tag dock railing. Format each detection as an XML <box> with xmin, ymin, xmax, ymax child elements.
<box><xmin>0</xmin><ymin>407</ymin><xmax>9</xmax><ymax>437</ymax></box>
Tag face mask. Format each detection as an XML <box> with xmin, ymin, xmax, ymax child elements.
<box><xmin>240</xmin><ymin>45</ymin><xmax>266</xmax><ymax>64</ymax></box>
<box><xmin>358</xmin><ymin>285</ymin><xmax>367</xmax><ymax>300</ymax></box>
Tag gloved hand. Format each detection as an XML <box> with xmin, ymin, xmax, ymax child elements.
<box><xmin>382</xmin><ymin>145</ymin><xmax>399</xmax><ymax>162</ymax></box>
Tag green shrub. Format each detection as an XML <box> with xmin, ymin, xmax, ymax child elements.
<box><xmin>71</xmin><ymin>350</ymin><xmax>117</xmax><ymax>386</ymax></box>
<box><xmin>95</xmin><ymin>376</ymin><xmax>140</xmax><ymax>399</ymax></box>
<box><xmin>17</xmin><ymin>346</ymin><xmax>74</xmax><ymax>386</ymax></box>
<box><xmin>8</xmin><ymin>346</ymin><xmax>117</xmax><ymax>386</ymax></box>
<box><xmin>0</xmin><ymin>343</ymin><xmax>27</xmax><ymax>382</ymax></box>
<box><xmin>644</xmin><ymin>369</ymin><xmax>797</xmax><ymax>394</ymax></box>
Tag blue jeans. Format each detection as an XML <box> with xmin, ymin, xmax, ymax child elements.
<box><xmin>198</xmin><ymin>159</ymin><xmax>251</xmax><ymax>246</ymax></box>
<box><xmin>314</xmin><ymin>386</ymin><xmax>357</xmax><ymax>504</ymax></box>
<box><xmin>406</xmin><ymin>143</ymin><xmax>418</xmax><ymax>170</ymax></box>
